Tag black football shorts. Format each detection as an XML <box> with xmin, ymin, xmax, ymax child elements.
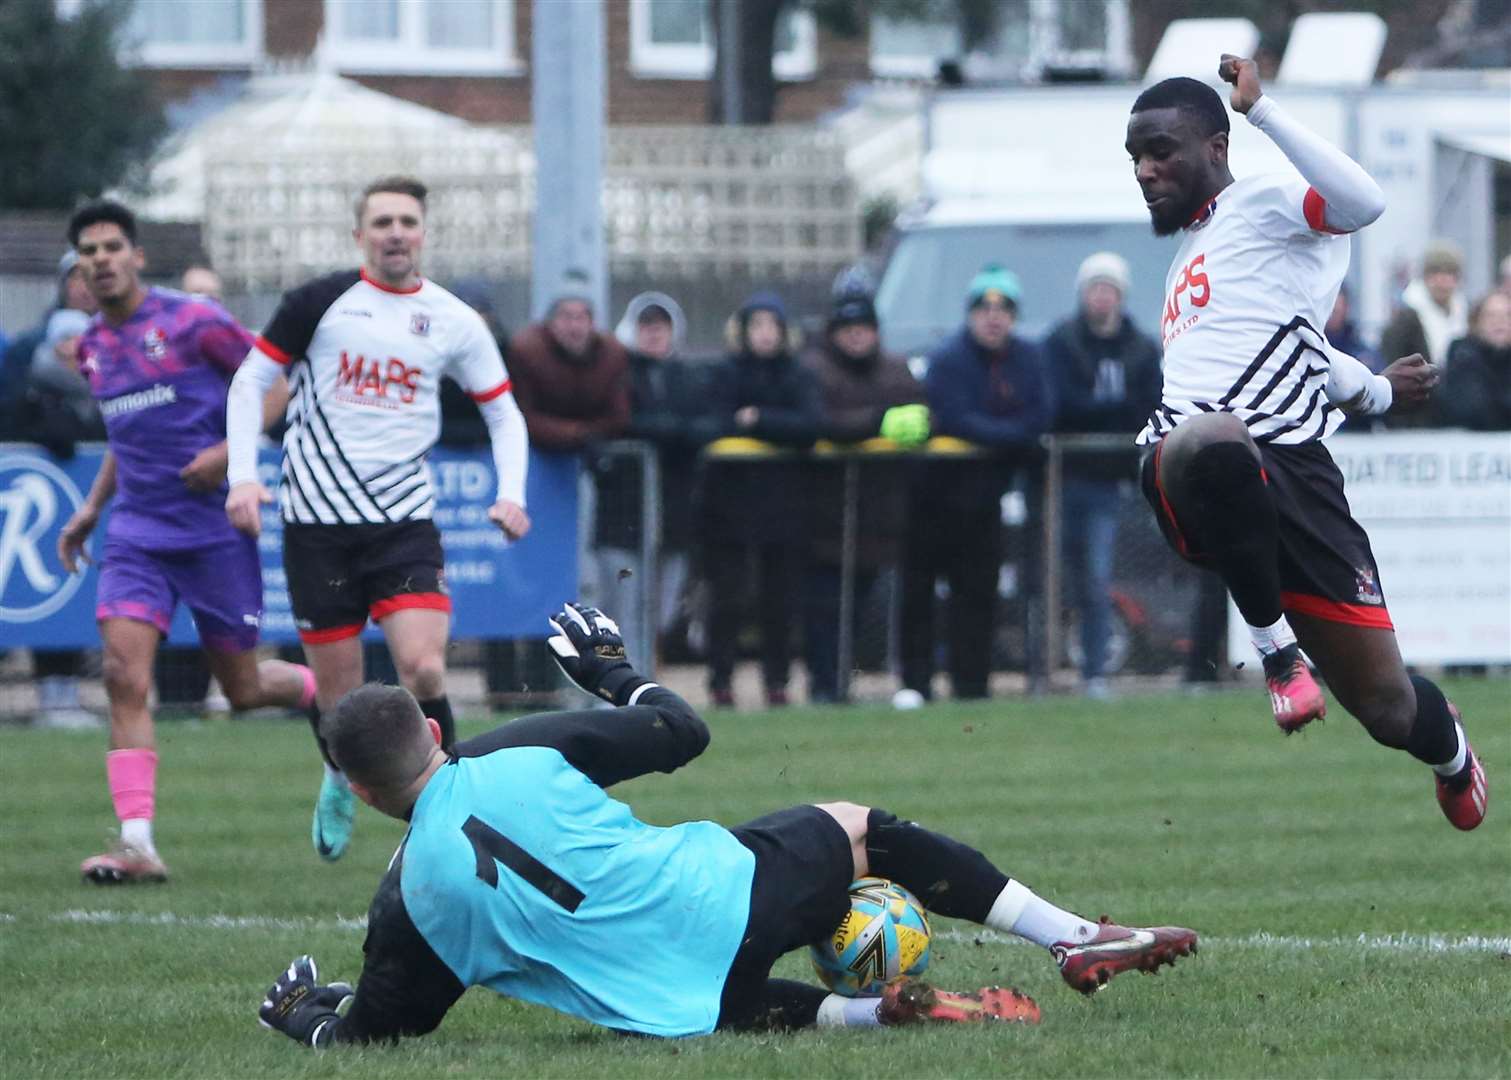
<box><xmin>1141</xmin><ymin>438</ymin><xmax>1393</xmax><ymax>629</ymax></box>
<box><xmin>283</xmin><ymin>519</ymin><xmax>450</xmax><ymax>643</ymax></box>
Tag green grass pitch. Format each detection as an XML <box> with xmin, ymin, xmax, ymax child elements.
<box><xmin>3</xmin><ymin>680</ymin><xmax>1508</xmax><ymax>1078</ymax></box>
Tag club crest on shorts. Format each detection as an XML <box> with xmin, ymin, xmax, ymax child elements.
<box><xmin>1355</xmin><ymin>568</ymin><xmax>1383</xmax><ymax>605</ymax></box>
<box><xmin>409</xmin><ymin>313</ymin><xmax>431</xmax><ymax>337</ymax></box>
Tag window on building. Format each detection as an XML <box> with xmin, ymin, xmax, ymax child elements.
<box><xmin>869</xmin><ymin>0</ymin><xmax>1129</xmax><ymax>81</ymax></box>
<box><xmin>324</xmin><ymin>0</ymin><xmax>521</xmax><ymax>75</ymax></box>
<box><xmin>74</xmin><ymin>0</ymin><xmax>264</xmax><ymax>67</ymax></box>
<box><xmin>628</xmin><ymin>0</ymin><xmax>816</xmax><ymax>81</ymax></box>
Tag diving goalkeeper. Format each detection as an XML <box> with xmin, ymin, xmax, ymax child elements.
<box><xmin>258</xmin><ymin>604</ymin><xmax>1197</xmax><ymax>1046</ymax></box>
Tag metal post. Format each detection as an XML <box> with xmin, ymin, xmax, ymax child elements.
<box><xmin>530</xmin><ymin>0</ymin><xmax>607</xmax><ymax>320</ymax></box>
<box><xmin>639</xmin><ymin>443</ymin><xmax>661</xmax><ymax>680</ymax></box>
<box><xmin>836</xmin><ymin>458</ymin><xmax>859</xmax><ymax>701</ymax></box>
<box><xmin>1042</xmin><ymin>436</ymin><xmax>1063</xmax><ymax>692</ymax></box>
<box><xmin>717</xmin><ymin>0</ymin><xmax>743</xmax><ymax>125</ymax></box>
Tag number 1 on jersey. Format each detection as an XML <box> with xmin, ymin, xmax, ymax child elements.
<box><xmin>461</xmin><ymin>814</ymin><xmax>585</xmax><ymax>912</ymax></box>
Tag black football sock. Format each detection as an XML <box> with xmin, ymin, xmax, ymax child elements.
<box><xmin>1188</xmin><ymin>442</ymin><xmax>1284</xmax><ymax>627</ymax></box>
<box><xmin>419</xmin><ymin>695</ymin><xmax>456</xmax><ymax>752</ymax></box>
<box><xmin>1404</xmin><ymin>675</ymin><xmax>1463</xmax><ymax>771</ymax></box>
<box><xmin>864</xmin><ymin>809</ymin><xmax>1008</xmax><ymax>922</ymax></box>
<box><xmin>306</xmin><ymin>703</ymin><xmax>339</xmax><ymax>771</ymax></box>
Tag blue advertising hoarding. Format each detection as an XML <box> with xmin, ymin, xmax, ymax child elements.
<box><xmin>0</xmin><ymin>443</ymin><xmax>577</xmax><ymax>648</ymax></box>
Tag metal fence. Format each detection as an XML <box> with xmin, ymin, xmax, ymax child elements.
<box><xmin>0</xmin><ymin>434</ymin><xmax>1217</xmax><ymax>723</ymax></box>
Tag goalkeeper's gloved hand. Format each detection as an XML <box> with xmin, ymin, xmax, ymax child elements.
<box><xmin>258</xmin><ymin>955</ymin><xmax>353</xmax><ymax>1049</ymax></box>
<box><xmin>547</xmin><ymin>602</ymin><xmax>644</xmax><ymax>703</ymax></box>
<box><xmin>879</xmin><ymin>403</ymin><xmax>930</xmax><ymax>447</ymax></box>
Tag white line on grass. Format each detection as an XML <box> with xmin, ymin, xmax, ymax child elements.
<box><xmin>935</xmin><ymin>928</ymin><xmax>1511</xmax><ymax>953</ymax></box>
<box><xmin>7</xmin><ymin>911</ymin><xmax>1507</xmax><ymax>955</ymax></box>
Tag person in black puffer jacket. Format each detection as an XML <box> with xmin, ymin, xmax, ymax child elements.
<box><xmin>699</xmin><ymin>292</ymin><xmax>822</xmax><ymax>708</ymax></box>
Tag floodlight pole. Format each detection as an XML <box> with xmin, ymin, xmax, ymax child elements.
<box><xmin>530</xmin><ymin>0</ymin><xmax>607</xmax><ymax>321</ymax></box>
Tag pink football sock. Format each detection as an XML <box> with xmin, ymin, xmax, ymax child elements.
<box><xmin>296</xmin><ymin>665</ymin><xmax>319</xmax><ymax>711</ymax></box>
<box><xmin>107</xmin><ymin>748</ymin><xmax>159</xmax><ymax>823</ymax></box>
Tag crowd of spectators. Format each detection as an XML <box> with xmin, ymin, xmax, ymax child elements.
<box><xmin>5</xmin><ymin>239</ymin><xmax>1508</xmax><ymax>718</ymax></box>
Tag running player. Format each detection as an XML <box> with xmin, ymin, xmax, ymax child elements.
<box><xmin>224</xmin><ymin>176</ymin><xmax>531</xmax><ymax>862</ymax></box>
<box><xmin>256</xmin><ymin>603</ymin><xmax>1196</xmax><ymax>1047</ymax></box>
<box><xmin>1127</xmin><ymin>57</ymin><xmax>1487</xmax><ymax>829</ymax></box>
<box><xmin>57</xmin><ymin>201</ymin><xmax>321</xmax><ymax>884</ymax></box>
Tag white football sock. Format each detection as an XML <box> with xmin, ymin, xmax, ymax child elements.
<box><xmin>324</xmin><ymin>763</ymin><xmax>350</xmax><ymax>788</ymax></box>
<box><xmin>985</xmin><ymin>880</ymin><xmax>1100</xmax><ymax>948</ymax></box>
<box><xmin>121</xmin><ymin>817</ymin><xmax>155</xmax><ymax>853</ymax></box>
<box><xmin>1431</xmin><ymin>721</ymin><xmax>1468</xmax><ymax>777</ymax></box>
<box><xmin>816</xmin><ymin>994</ymin><xmax>882</xmax><ymax>1028</ymax></box>
<box><xmin>1248</xmin><ymin>616</ymin><xmax>1297</xmax><ymax>657</ymax></box>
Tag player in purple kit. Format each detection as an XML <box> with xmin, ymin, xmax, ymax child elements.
<box><xmin>56</xmin><ymin>201</ymin><xmax>321</xmax><ymax>883</ymax></box>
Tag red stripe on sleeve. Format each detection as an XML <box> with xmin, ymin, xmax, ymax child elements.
<box><xmin>469</xmin><ymin>379</ymin><xmax>512</xmax><ymax>404</ymax></box>
<box><xmin>1302</xmin><ymin>187</ymin><xmax>1349</xmax><ymax>235</ymax></box>
<box><xmin>254</xmin><ymin>335</ymin><xmax>291</xmax><ymax>365</ymax></box>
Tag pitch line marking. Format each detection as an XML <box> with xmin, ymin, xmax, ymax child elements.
<box><xmin>6</xmin><ymin>911</ymin><xmax>1508</xmax><ymax>955</ymax></box>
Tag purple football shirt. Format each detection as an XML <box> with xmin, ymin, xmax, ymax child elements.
<box><xmin>79</xmin><ymin>288</ymin><xmax>254</xmax><ymax>551</ymax></box>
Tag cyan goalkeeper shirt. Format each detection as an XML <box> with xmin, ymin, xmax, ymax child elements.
<box><xmin>323</xmin><ymin>689</ymin><xmax>756</xmax><ymax>1043</ymax></box>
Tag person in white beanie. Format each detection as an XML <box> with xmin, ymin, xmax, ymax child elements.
<box><xmin>1045</xmin><ymin>252</ymin><xmax>1162</xmax><ymax>699</ymax></box>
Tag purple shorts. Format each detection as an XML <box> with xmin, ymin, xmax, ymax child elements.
<box><xmin>95</xmin><ymin>535</ymin><xmax>264</xmax><ymax>653</ymax></box>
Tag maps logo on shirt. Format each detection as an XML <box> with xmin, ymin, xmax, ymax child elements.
<box><xmin>0</xmin><ymin>454</ymin><xmax>88</xmax><ymax>624</ymax></box>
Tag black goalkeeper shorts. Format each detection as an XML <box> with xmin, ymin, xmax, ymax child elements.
<box><xmin>716</xmin><ymin>806</ymin><xmax>854</xmax><ymax>1029</ymax></box>
<box><xmin>1141</xmin><ymin>438</ymin><xmax>1393</xmax><ymax>630</ymax></box>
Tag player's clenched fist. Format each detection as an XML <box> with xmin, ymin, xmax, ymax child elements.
<box><xmin>225</xmin><ymin>480</ymin><xmax>273</xmax><ymax>537</ymax></box>
<box><xmin>258</xmin><ymin>954</ymin><xmax>353</xmax><ymax>1048</ymax></box>
<box><xmin>1380</xmin><ymin>353</ymin><xmax>1438</xmax><ymax>409</ymax></box>
<box><xmin>488</xmin><ymin>498</ymin><xmax>531</xmax><ymax>540</ymax></box>
<box><xmin>1219</xmin><ymin>53</ymin><xmax>1263</xmax><ymax>114</ymax></box>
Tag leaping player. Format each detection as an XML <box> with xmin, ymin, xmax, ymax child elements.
<box><xmin>1127</xmin><ymin>57</ymin><xmax>1486</xmax><ymax>830</ymax></box>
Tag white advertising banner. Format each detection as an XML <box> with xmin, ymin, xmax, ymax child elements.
<box><xmin>1228</xmin><ymin>430</ymin><xmax>1511</xmax><ymax>665</ymax></box>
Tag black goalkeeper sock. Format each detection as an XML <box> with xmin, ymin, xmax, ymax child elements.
<box><xmin>1188</xmin><ymin>442</ymin><xmax>1285</xmax><ymax>627</ymax></box>
<box><xmin>1404</xmin><ymin>675</ymin><xmax>1461</xmax><ymax>767</ymax></box>
<box><xmin>864</xmin><ymin>809</ymin><xmax>1009</xmax><ymax>922</ymax></box>
<box><xmin>419</xmin><ymin>696</ymin><xmax>456</xmax><ymax>752</ymax></box>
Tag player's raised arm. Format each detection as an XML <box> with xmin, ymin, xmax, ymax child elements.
<box><xmin>1220</xmin><ymin>53</ymin><xmax>1385</xmax><ymax>233</ymax></box>
<box><xmin>445</xmin><ymin>603</ymin><xmax>710</xmax><ymax>787</ymax></box>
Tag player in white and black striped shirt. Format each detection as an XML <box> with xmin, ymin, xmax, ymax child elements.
<box><xmin>1126</xmin><ymin>57</ymin><xmax>1486</xmax><ymax>831</ymax></box>
<box><xmin>224</xmin><ymin>176</ymin><xmax>532</xmax><ymax>860</ymax></box>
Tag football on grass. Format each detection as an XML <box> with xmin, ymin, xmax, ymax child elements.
<box><xmin>809</xmin><ymin>877</ymin><xmax>932</xmax><ymax>996</ymax></box>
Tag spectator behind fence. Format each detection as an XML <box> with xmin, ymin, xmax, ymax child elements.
<box><xmin>1499</xmin><ymin>253</ymin><xmax>1511</xmax><ymax>298</ymax></box>
<box><xmin>1044</xmin><ymin>252</ymin><xmax>1161</xmax><ymax>700</ymax></box>
<box><xmin>181</xmin><ymin>265</ymin><xmax>223</xmax><ymax>301</ymax></box>
<box><xmin>1328</xmin><ymin>284</ymin><xmax>1386</xmax><ymax>434</ymax></box>
<box><xmin>1440</xmin><ymin>291</ymin><xmax>1511</xmax><ymax>431</ymax></box>
<box><xmin>1382</xmin><ymin>242</ymin><xmax>1468</xmax><ymax>368</ymax></box>
<box><xmin>503</xmin><ymin>275</ymin><xmax>629</xmax><ymax>704</ymax></box>
<box><xmin>899</xmin><ymin>265</ymin><xmax>1052</xmax><ymax>702</ymax></box>
<box><xmin>800</xmin><ymin>282</ymin><xmax>926</xmax><ymax>703</ymax></box>
<box><xmin>701</xmin><ymin>292</ymin><xmax>822</xmax><ymax>708</ymax></box>
<box><xmin>598</xmin><ymin>292</ymin><xmax>721</xmax><ymax>664</ymax></box>
<box><xmin>10</xmin><ymin>251</ymin><xmax>104</xmax><ymax>729</ymax></box>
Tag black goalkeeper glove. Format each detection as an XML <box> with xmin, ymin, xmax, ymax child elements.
<box><xmin>258</xmin><ymin>955</ymin><xmax>353</xmax><ymax>1049</ymax></box>
<box><xmin>546</xmin><ymin>602</ymin><xmax>646</xmax><ymax>703</ymax></box>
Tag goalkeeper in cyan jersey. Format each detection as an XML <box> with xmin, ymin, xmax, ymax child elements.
<box><xmin>259</xmin><ymin>604</ymin><xmax>1198</xmax><ymax>1045</ymax></box>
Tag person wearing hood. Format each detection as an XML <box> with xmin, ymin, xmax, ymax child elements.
<box><xmin>1044</xmin><ymin>252</ymin><xmax>1162</xmax><ymax>699</ymax></box>
<box><xmin>899</xmin><ymin>265</ymin><xmax>1052</xmax><ymax>702</ymax></box>
<box><xmin>701</xmin><ymin>292</ymin><xmax>822</xmax><ymax>708</ymax></box>
<box><xmin>593</xmin><ymin>292</ymin><xmax>721</xmax><ymax>664</ymax></box>
<box><xmin>799</xmin><ymin>284</ymin><xmax>926</xmax><ymax>703</ymax></box>
<box><xmin>1381</xmin><ymin>244</ymin><xmax>1467</xmax><ymax>381</ymax></box>
<box><xmin>1441</xmin><ymin>290</ymin><xmax>1511</xmax><ymax>430</ymax></box>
